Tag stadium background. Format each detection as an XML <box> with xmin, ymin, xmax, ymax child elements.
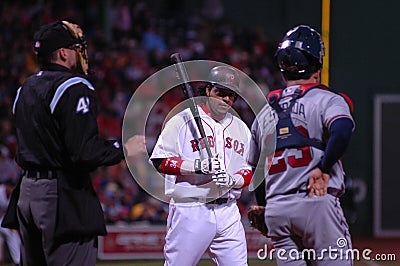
<box><xmin>0</xmin><ymin>0</ymin><xmax>399</xmax><ymax>264</ymax></box>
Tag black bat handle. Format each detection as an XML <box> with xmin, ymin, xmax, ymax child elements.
<box><xmin>170</xmin><ymin>53</ymin><xmax>213</xmax><ymax>158</ymax></box>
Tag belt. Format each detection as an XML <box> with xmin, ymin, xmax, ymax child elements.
<box><xmin>288</xmin><ymin>188</ymin><xmax>343</xmax><ymax>197</ymax></box>
<box><xmin>173</xmin><ymin>197</ymin><xmax>230</xmax><ymax>205</ymax></box>
<box><xmin>206</xmin><ymin>198</ymin><xmax>229</xmax><ymax>205</ymax></box>
<box><xmin>327</xmin><ymin>188</ymin><xmax>343</xmax><ymax>197</ymax></box>
<box><xmin>25</xmin><ymin>170</ymin><xmax>58</xmax><ymax>180</ymax></box>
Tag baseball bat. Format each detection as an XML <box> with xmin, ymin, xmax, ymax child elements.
<box><xmin>170</xmin><ymin>53</ymin><xmax>213</xmax><ymax>158</ymax></box>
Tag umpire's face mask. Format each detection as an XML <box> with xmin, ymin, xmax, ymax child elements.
<box><xmin>62</xmin><ymin>21</ymin><xmax>89</xmax><ymax>75</ymax></box>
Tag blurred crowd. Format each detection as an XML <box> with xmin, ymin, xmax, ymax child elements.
<box><xmin>0</xmin><ymin>0</ymin><xmax>284</xmax><ymax>226</ymax></box>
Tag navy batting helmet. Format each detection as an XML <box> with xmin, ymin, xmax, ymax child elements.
<box><xmin>275</xmin><ymin>25</ymin><xmax>325</xmax><ymax>80</ymax></box>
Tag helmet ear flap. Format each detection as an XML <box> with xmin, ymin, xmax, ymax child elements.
<box><xmin>62</xmin><ymin>21</ymin><xmax>89</xmax><ymax>75</ymax></box>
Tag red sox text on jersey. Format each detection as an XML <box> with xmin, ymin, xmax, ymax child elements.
<box><xmin>190</xmin><ymin>136</ymin><xmax>245</xmax><ymax>156</ymax></box>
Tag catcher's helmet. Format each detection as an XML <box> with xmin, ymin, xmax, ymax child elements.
<box><xmin>208</xmin><ymin>66</ymin><xmax>240</xmax><ymax>93</ymax></box>
<box><xmin>275</xmin><ymin>25</ymin><xmax>325</xmax><ymax>80</ymax></box>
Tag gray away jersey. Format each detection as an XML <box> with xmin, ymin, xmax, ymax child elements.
<box><xmin>249</xmin><ymin>85</ymin><xmax>355</xmax><ymax>200</ymax></box>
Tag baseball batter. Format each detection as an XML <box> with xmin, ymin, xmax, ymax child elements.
<box><xmin>150</xmin><ymin>66</ymin><xmax>252</xmax><ymax>266</ymax></box>
<box><xmin>249</xmin><ymin>25</ymin><xmax>355</xmax><ymax>265</ymax></box>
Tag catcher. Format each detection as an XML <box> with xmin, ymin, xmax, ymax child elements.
<box><xmin>248</xmin><ymin>25</ymin><xmax>355</xmax><ymax>265</ymax></box>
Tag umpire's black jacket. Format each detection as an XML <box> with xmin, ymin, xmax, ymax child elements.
<box><xmin>10</xmin><ymin>63</ymin><xmax>123</xmax><ymax>238</ymax></box>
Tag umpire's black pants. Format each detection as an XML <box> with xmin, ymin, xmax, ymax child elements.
<box><xmin>17</xmin><ymin>176</ymin><xmax>98</xmax><ymax>266</ymax></box>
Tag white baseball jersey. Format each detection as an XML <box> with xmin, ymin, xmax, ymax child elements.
<box><xmin>249</xmin><ymin>85</ymin><xmax>355</xmax><ymax>200</ymax></box>
<box><xmin>150</xmin><ymin>104</ymin><xmax>252</xmax><ymax>201</ymax></box>
<box><xmin>150</xmin><ymin>104</ymin><xmax>251</xmax><ymax>266</ymax></box>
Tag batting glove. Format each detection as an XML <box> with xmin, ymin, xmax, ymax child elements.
<box><xmin>212</xmin><ymin>170</ymin><xmax>236</xmax><ymax>187</ymax></box>
<box><xmin>194</xmin><ymin>156</ymin><xmax>222</xmax><ymax>175</ymax></box>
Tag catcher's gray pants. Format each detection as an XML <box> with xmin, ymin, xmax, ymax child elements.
<box><xmin>17</xmin><ymin>177</ymin><xmax>97</xmax><ymax>266</ymax></box>
<box><xmin>265</xmin><ymin>193</ymin><xmax>353</xmax><ymax>266</ymax></box>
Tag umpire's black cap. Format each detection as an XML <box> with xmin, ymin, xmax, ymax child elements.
<box><xmin>33</xmin><ymin>21</ymin><xmax>79</xmax><ymax>56</ymax></box>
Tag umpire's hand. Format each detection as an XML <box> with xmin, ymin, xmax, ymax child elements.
<box><xmin>124</xmin><ymin>135</ymin><xmax>146</xmax><ymax>157</ymax></box>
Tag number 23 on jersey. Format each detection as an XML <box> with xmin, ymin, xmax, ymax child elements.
<box><xmin>269</xmin><ymin>126</ymin><xmax>313</xmax><ymax>174</ymax></box>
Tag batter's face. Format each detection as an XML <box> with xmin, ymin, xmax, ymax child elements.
<box><xmin>206</xmin><ymin>86</ymin><xmax>236</xmax><ymax>118</ymax></box>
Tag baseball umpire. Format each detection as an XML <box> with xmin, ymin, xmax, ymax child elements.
<box><xmin>150</xmin><ymin>66</ymin><xmax>252</xmax><ymax>265</ymax></box>
<box><xmin>2</xmin><ymin>20</ymin><xmax>125</xmax><ymax>265</ymax></box>
<box><xmin>248</xmin><ymin>25</ymin><xmax>355</xmax><ymax>265</ymax></box>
